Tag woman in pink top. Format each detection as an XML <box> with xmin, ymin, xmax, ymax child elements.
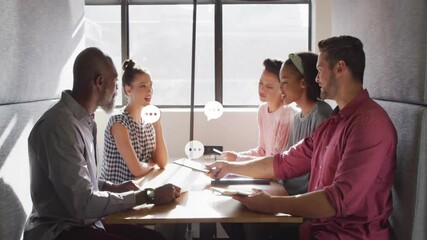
<box><xmin>222</xmin><ymin>58</ymin><xmax>295</xmax><ymax>161</ymax></box>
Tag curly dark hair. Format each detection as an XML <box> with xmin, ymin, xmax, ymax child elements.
<box><xmin>284</xmin><ymin>52</ymin><xmax>320</xmax><ymax>101</ymax></box>
<box><xmin>263</xmin><ymin>58</ymin><xmax>284</xmax><ymax>81</ymax></box>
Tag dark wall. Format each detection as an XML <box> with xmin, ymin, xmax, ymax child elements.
<box><xmin>331</xmin><ymin>0</ymin><xmax>427</xmax><ymax>105</ymax></box>
<box><xmin>0</xmin><ymin>1</ymin><xmax>84</xmax><ymax>239</ymax></box>
<box><xmin>330</xmin><ymin>0</ymin><xmax>427</xmax><ymax>239</ymax></box>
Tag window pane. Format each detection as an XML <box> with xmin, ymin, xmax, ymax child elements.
<box><xmin>84</xmin><ymin>6</ymin><xmax>122</xmax><ymax>105</ymax></box>
<box><xmin>223</xmin><ymin>4</ymin><xmax>309</xmax><ymax>105</ymax></box>
<box><xmin>129</xmin><ymin>5</ymin><xmax>214</xmax><ymax>106</ymax></box>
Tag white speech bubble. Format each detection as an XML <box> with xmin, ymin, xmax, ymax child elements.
<box><xmin>204</xmin><ymin>101</ymin><xmax>224</xmax><ymax>121</ymax></box>
<box><xmin>141</xmin><ymin>105</ymin><xmax>161</xmax><ymax>124</ymax></box>
<box><xmin>184</xmin><ymin>140</ymin><xmax>205</xmax><ymax>159</ymax></box>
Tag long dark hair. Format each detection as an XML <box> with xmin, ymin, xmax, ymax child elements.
<box><xmin>284</xmin><ymin>52</ymin><xmax>320</xmax><ymax>101</ymax></box>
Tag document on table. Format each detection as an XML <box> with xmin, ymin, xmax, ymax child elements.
<box><xmin>173</xmin><ymin>158</ymin><xmax>209</xmax><ymax>173</ymax></box>
<box><xmin>140</xmin><ymin>159</ymin><xmax>211</xmax><ymax>193</ymax></box>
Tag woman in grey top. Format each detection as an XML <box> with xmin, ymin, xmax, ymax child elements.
<box><xmin>285</xmin><ymin>101</ymin><xmax>332</xmax><ymax>150</ymax></box>
<box><xmin>280</xmin><ymin>52</ymin><xmax>333</xmax><ymax>195</ymax></box>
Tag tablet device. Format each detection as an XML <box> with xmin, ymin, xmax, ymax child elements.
<box><xmin>210</xmin><ymin>187</ymin><xmax>251</xmax><ymax>196</ymax></box>
<box><xmin>211</xmin><ymin>175</ymin><xmax>270</xmax><ymax>185</ymax></box>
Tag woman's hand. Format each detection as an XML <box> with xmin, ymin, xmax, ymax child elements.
<box><xmin>221</xmin><ymin>151</ymin><xmax>238</xmax><ymax>161</ymax></box>
<box><xmin>205</xmin><ymin>160</ymin><xmax>232</xmax><ymax>179</ymax></box>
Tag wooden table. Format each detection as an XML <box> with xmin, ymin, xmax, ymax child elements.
<box><xmin>104</xmin><ymin>161</ymin><xmax>303</xmax><ymax>225</ymax></box>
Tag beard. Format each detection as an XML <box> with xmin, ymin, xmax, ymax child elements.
<box><xmin>320</xmin><ymin>88</ymin><xmax>327</xmax><ymax>100</ymax></box>
<box><xmin>320</xmin><ymin>73</ymin><xmax>337</xmax><ymax>100</ymax></box>
<box><xmin>99</xmin><ymin>88</ymin><xmax>116</xmax><ymax>114</ymax></box>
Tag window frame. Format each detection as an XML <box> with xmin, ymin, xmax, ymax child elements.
<box><xmin>85</xmin><ymin>0</ymin><xmax>312</xmax><ymax>108</ymax></box>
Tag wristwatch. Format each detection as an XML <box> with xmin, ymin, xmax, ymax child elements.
<box><xmin>145</xmin><ymin>188</ymin><xmax>155</xmax><ymax>203</ymax></box>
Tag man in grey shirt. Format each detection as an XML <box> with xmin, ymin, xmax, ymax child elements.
<box><xmin>24</xmin><ymin>47</ymin><xmax>180</xmax><ymax>240</ymax></box>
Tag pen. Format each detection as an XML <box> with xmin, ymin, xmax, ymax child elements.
<box><xmin>213</xmin><ymin>148</ymin><xmax>222</xmax><ymax>155</ymax></box>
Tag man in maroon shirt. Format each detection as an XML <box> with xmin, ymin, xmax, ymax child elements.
<box><xmin>206</xmin><ymin>35</ymin><xmax>397</xmax><ymax>240</ymax></box>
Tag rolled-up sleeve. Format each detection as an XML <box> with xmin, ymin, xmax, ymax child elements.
<box><xmin>274</xmin><ymin>137</ymin><xmax>313</xmax><ymax>180</ymax></box>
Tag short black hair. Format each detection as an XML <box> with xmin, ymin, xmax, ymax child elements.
<box><xmin>73</xmin><ymin>47</ymin><xmax>112</xmax><ymax>88</ymax></box>
<box><xmin>318</xmin><ymin>35</ymin><xmax>365</xmax><ymax>83</ymax></box>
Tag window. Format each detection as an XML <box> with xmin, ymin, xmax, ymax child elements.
<box><xmin>129</xmin><ymin>5</ymin><xmax>214</xmax><ymax>106</ymax></box>
<box><xmin>223</xmin><ymin>4</ymin><xmax>309</xmax><ymax>105</ymax></box>
<box><xmin>84</xmin><ymin>1</ymin><xmax>310</xmax><ymax>107</ymax></box>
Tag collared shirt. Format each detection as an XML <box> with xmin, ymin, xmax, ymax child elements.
<box><xmin>24</xmin><ymin>91</ymin><xmax>136</xmax><ymax>240</ymax></box>
<box><xmin>237</xmin><ymin>103</ymin><xmax>295</xmax><ymax>160</ymax></box>
<box><xmin>274</xmin><ymin>90</ymin><xmax>397</xmax><ymax>240</ymax></box>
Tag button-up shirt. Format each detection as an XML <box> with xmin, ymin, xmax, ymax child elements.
<box><xmin>24</xmin><ymin>91</ymin><xmax>136</xmax><ymax>240</ymax></box>
<box><xmin>274</xmin><ymin>90</ymin><xmax>397</xmax><ymax>240</ymax></box>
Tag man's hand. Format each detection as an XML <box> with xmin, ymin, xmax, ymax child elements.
<box><xmin>233</xmin><ymin>189</ymin><xmax>278</xmax><ymax>214</ymax></box>
<box><xmin>221</xmin><ymin>151</ymin><xmax>238</xmax><ymax>161</ymax></box>
<box><xmin>135</xmin><ymin>183</ymin><xmax>181</xmax><ymax>206</ymax></box>
<box><xmin>153</xmin><ymin>183</ymin><xmax>181</xmax><ymax>205</ymax></box>
<box><xmin>205</xmin><ymin>160</ymin><xmax>232</xmax><ymax>179</ymax></box>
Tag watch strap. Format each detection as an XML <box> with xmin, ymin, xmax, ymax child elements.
<box><xmin>145</xmin><ymin>188</ymin><xmax>155</xmax><ymax>203</ymax></box>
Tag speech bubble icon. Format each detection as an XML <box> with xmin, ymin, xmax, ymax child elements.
<box><xmin>184</xmin><ymin>140</ymin><xmax>205</xmax><ymax>160</ymax></box>
<box><xmin>141</xmin><ymin>105</ymin><xmax>161</xmax><ymax>124</ymax></box>
<box><xmin>204</xmin><ymin>101</ymin><xmax>224</xmax><ymax>121</ymax></box>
